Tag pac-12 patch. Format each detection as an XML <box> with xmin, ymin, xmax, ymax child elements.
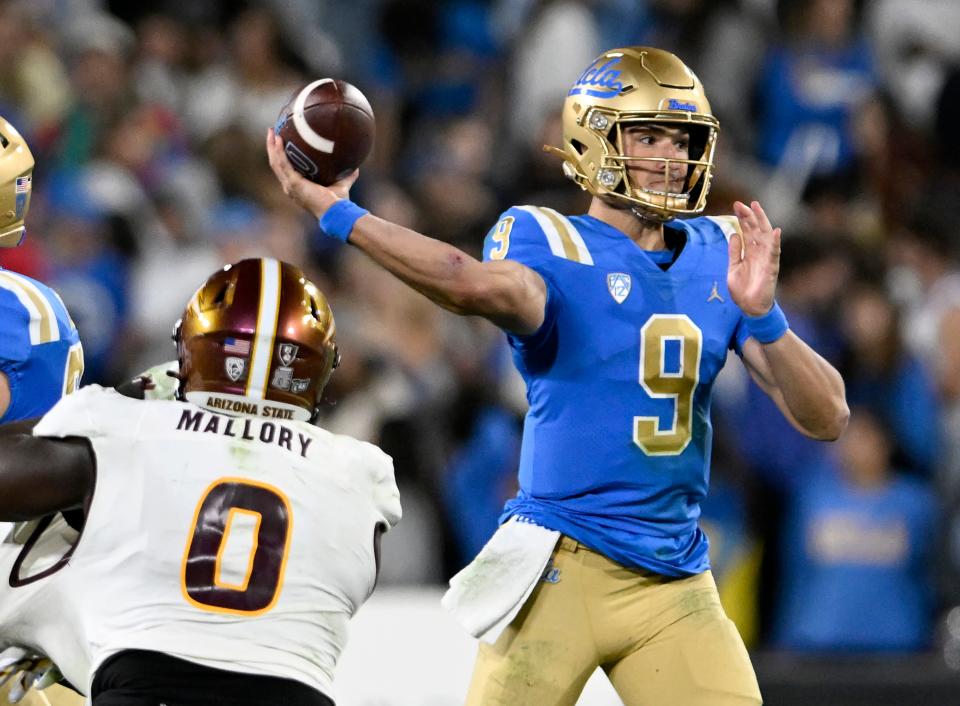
<box><xmin>607</xmin><ymin>272</ymin><xmax>631</xmax><ymax>304</ymax></box>
<box><xmin>225</xmin><ymin>356</ymin><xmax>246</xmax><ymax>382</ymax></box>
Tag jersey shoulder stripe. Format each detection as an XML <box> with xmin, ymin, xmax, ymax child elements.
<box><xmin>515</xmin><ymin>205</ymin><xmax>594</xmax><ymax>265</ymax></box>
<box><xmin>703</xmin><ymin>215</ymin><xmax>742</xmax><ymax>241</ymax></box>
<box><xmin>0</xmin><ymin>271</ymin><xmax>61</xmax><ymax>345</ymax></box>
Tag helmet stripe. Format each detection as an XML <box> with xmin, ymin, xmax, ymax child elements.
<box><xmin>244</xmin><ymin>258</ymin><xmax>282</xmax><ymax>400</ymax></box>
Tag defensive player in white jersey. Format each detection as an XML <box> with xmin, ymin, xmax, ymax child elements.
<box><xmin>0</xmin><ymin>258</ymin><xmax>401</xmax><ymax>706</ymax></box>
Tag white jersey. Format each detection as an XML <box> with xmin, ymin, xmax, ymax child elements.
<box><xmin>0</xmin><ymin>385</ymin><xmax>401</xmax><ymax>699</ymax></box>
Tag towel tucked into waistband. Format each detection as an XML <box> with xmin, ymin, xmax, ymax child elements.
<box><xmin>441</xmin><ymin>516</ymin><xmax>560</xmax><ymax>644</ymax></box>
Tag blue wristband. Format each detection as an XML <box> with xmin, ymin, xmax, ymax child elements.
<box><xmin>318</xmin><ymin>200</ymin><xmax>368</xmax><ymax>242</ymax></box>
<box><xmin>745</xmin><ymin>301</ymin><xmax>789</xmax><ymax>344</ymax></box>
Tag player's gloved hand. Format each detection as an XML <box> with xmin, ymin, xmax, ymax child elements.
<box><xmin>115</xmin><ymin>360</ymin><xmax>181</xmax><ymax>401</ymax></box>
<box><xmin>0</xmin><ymin>646</ymin><xmax>31</xmax><ymax>684</ymax></box>
<box><xmin>0</xmin><ymin>646</ymin><xmax>62</xmax><ymax>703</ymax></box>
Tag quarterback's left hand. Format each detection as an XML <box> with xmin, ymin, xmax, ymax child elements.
<box><xmin>727</xmin><ymin>200</ymin><xmax>782</xmax><ymax>317</ymax></box>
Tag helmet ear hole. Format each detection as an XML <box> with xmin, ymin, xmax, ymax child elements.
<box><xmin>198</xmin><ymin>280</ymin><xmax>233</xmax><ymax>312</ymax></box>
<box><xmin>212</xmin><ymin>284</ymin><xmax>229</xmax><ymax>306</ymax></box>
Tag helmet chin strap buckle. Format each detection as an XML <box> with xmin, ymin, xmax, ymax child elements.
<box><xmin>630</xmin><ymin>205</ymin><xmax>669</xmax><ymax>226</ymax></box>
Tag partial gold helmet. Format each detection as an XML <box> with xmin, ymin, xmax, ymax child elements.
<box><xmin>0</xmin><ymin>117</ymin><xmax>34</xmax><ymax>247</ymax></box>
<box><xmin>175</xmin><ymin>258</ymin><xmax>339</xmax><ymax>423</ymax></box>
<box><xmin>551</xmin><ymin>47</ymin><xmax>719</xmax><ymax>221</ymax></box>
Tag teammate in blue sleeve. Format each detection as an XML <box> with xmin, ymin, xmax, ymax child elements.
<box><xmin>0</xmin><ymin>116</ymin><xmax>84</xmax><ymax>425</ymax></box>
<box><xmin>267</xmin><ymin>46</ymin><xmax>848</xmax><ymax>706</ymax></box>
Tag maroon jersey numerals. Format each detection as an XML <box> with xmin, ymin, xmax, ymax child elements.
<box><xmin>181</xmin><ymin>478</ymin><xmax>292</xmax><ymax>616</ymax></box>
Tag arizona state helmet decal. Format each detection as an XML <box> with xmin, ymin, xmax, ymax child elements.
<box><xmin>176</xmin><ymin>258</ymin><xmax>339</xmax><ymax>422</ymax></box>
<box><xmin>0</xmin><ymin>117</ymin><xmax>35</xmax><ymax>247</ymax></box>
<box><xmin>551</xmin><ymin>46</ymin><xmax>719</xmax><ymax>221</ymax></box>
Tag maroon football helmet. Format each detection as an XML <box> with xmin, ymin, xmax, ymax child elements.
<box><xmin>175</xmin><ymin>258</ymin><xmax>338</xmax><ymax>422</ymax></box>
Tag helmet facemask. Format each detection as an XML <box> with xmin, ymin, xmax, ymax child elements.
<box><xmin>590</xmin><ymin>113</ymin><xmax>718</xmax><ymax>221</ymax></box>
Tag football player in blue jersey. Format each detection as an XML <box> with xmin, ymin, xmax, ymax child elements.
<box><xmin>0</xmin><ymin>116</ymin><xmax>84</xmax><ymax>425</ymax></box>
<box><xmin>267</xmin><ymin>47</ymin><xmax>848</xmax><ymax>706</ymax></box>
<box><xmin>0</xmin><ymin>116</ymin><xmax>84</xmax><ymax>706</ymax></box>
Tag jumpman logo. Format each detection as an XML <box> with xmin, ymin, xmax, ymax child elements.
<box><xmin>707</xmin><ymin>281</ymin><xmax>724</xmax><ymax>303</ymax></box>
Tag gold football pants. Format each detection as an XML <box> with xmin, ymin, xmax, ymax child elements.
<box><xmin>466</xmin><ymin>535</ymin><xmax>762</xmax><ymax>706</ymax></box>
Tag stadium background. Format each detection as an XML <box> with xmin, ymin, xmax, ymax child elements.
<box><xmin>1</xmin><ymin>0</ymin><xmax>960</xmax><ymax>703</ymax></box>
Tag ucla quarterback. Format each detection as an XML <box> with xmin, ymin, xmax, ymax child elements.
<box><xmin>0</xmin><ymin>117</ymin><xmax>83</xmax><ymax>424</ymax></box>
<box><xmin>267</xmin><ymin>47</ymin><xmax>848</xmax><ymax>706</ymax></box>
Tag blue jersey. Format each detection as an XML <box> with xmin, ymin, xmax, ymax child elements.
<box><xmin>0</xmin><ymin>269</ymin><xmax>83</xmax><ymax>423</ymax></box>
<box><xmin>482</xmin><ymin>206</ymin><xmax>751</xmax><ymax>576</ymax></box>
<box><xmin>774</xmin><ymin>462</ymin><xmax>935</xmax><ymax>651</ymax></box>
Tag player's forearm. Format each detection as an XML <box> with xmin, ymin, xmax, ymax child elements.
<box><xmin>347</xmin><ymin>214</ymin><xmax>489</xmax><ymax>314</ymax></box>
<box><xmin>0</xmin><ymin>419</ymin><xmax>38</xmax><ymax>436</ymax></box>
<box><xmin>760</xmin><ymin>331</ymin><xmax>849</xmax><ymax>440</ymax></box>
<box><xmin>0</xmin><ymin>435</ymin><xmax>93</xmax><ymax>520</ymax></box>
<box><xmin>347</xmin><ymin>217</ymin><xmax>544</xmax><ymax>334</ymax></box>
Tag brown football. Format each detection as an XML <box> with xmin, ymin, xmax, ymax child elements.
<box><xmin>275</xmin><ymin>79</ymin><xmax>375</xmax><ymax>186</ymax></box>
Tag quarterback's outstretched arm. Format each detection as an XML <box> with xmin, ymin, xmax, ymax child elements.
<box><xmin>0</xmin><ymin>431</ymin><xmax>94</xmax><ymax>520</ymax></box>
<box><xmin>266</xmin><ymin>130</ymin><xmax>547</xmax><ymax>335</ymax></box>
<box><xmin>729</xmin><ymin>200</ymin><xmax>849</xmax><ymax>441</ymax></box>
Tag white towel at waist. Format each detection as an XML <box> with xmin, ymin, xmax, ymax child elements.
<box><xmin>441</xmin><ymin>516</ymin><xmax>559</xmax><ymax>644</ymax></box>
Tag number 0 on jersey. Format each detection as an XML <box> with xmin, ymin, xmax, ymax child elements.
<box><xmin>181</xmin><ymin>478</ymin><xmax>293</xmax><ymax>617</ymax></box>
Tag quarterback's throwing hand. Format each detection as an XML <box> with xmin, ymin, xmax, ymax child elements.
<box><xmin>727</xmin><ymin>200</ymin><xmax>782</xmax><ymax>317</ymax></box>
<box><xmin>265</xmin><ymin>128</ymin><xmax>359</xmax><ymax>220</ymax></box>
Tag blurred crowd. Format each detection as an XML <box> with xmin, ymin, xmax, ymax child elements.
<box><xmin>2</xmin><ymin>0</ymin><xmax>960</xmax><ymax>660</ymax></box>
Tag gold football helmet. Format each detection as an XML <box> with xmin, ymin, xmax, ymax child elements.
<box><xmin>0</xmin><ymin>117</ymin><xmax>34</xmax><ymax>247</ymax></box>
<box><xmin>175</xmin><ymin>258</ymin><xmax>339</xmax><ymax>423</ymax></box>
<box><xmin>550</xmin><ymin>47</ymin><xmax>719</xmax><ymax>221</ymax></box>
